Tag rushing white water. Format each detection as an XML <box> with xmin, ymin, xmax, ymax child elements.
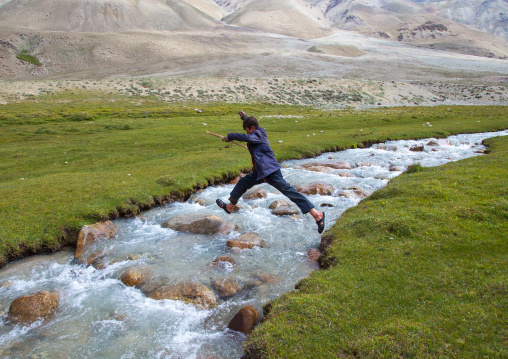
<box><xmin>0</xmin><ymin>130</ymin><xmax>506</xmax><ymax>359</ymax></box>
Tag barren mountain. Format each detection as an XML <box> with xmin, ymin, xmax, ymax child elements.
<box><xmin>222</xmin><ymin>0</ymin><xmax>333</xmax><ymax>39</ymax></box>
<box><xmin>0</xmin><ymin>0</ymin><xmax>220</xmax><ymax>32</ymax></box>
<box><xmin>307</xmin><ymin>0</ymin><xmax>508</xmax><ymax>59</ymax></box>
<box><xmin>0</xmin><ymin>0</ymin><xmax>507</xmax><ymax>85</ymax></box>
<box><xmin>413</xmin><ymin>0</ymin><xmax>508</xmax><ymax>40</ymax></box>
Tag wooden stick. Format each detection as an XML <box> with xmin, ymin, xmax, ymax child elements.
<box><xmin>206</xmin><ymin>131</ymin><xmax>248</xmax><ymax>149</ymax></box>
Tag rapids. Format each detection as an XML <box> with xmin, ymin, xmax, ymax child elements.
<box><xmin>0</xmin><ymin>130</ymin><xmax>506</xmax><ymax>359</ymax></box>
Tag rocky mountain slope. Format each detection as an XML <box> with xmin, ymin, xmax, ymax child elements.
<box><xmin>0</xmin><ymin>0</ymin><xmax>506</xmax><ymax>83</ymax></box>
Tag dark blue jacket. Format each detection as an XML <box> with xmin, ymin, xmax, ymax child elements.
<box><xmin>227</xmin><ymin>127</ymin><xmax>281</xmax><ymax>180</ymax></box>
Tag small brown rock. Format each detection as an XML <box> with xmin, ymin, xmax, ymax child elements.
<box><xmin>389</xmin><ymin>165</ymin><xmax>404</xmax><ymax>172</ymax></box>
<box><xmin>148</xmin><ymin>282</ymin><xmax>217</xmax><ymax>309</ymax></box>
<box><xmin>227</xmin><ymin>232</ymin><xmax>266</xmax><ymax>250</ymax></box>
<box><xmin>307</xmin><ymin>248</ymin><xmax>322</xmax><ymax>261</ymax></box>
<box><xmin>410</xmin><ymin>144</ymin><xmax>424</xmax><ymax>152</ymax></box>
<box><xmin>211</xmin><ymin>256</ymin><xmax>236</xmax><ymax>266</ymax></box>
<box><xmin>295</xmin><ymin>183</ymin><xmax>334</xmax><ymax>196</ymax></box>
<box><xmin>242</xmin><ymin>188</ymin><xmax>267</xmax><ymax>200</ymax></box>
<box><xmin>271</xmin><ymin>207</ymin><xmax>299</xmax><ymax>216</ymax></box>
<box><xmin>268</xmin><ymin>199</ymin><xmax>291</xmax><ymax>209</ymax></box>
<box><xmin>162</xmin><ymin>215</ymin><xmax>238</xmax><ymax>235</ymax></box>
<box><xmin>323</xmin><ymin>161</ymin><xmax>354</xmax><ymax>170</ymax></box>
<box><xmin>8</xmin><ymin>291</ymin><xmax>59</xmax><ymax>323</ymax></box>
<box><xmin>338</xmin><ymin>172</ymin><xmax>355</xmax><ymax>177</ymax></box>
<box><xmin>211</xmin><ymin>278</ymin><xmax>244</xmax><ymax>299</ymax></box>
<box><xmin>305</xmin><ymin>165</ymin><xmax>333</xmax><ymax>173</ymax></box>
<box><xmin>120</xmin><ymin>267</ymin><xmax>152</xmax><ymax>288</ymax></box>
<box><xmin>227</xmin><ymin>305</ymin><xmax>259</xmax><ymax>334</ymax></box>
<box><xmin>339</xmin><ymin>186</ymin><xmax>372</xmax><ymax>199</ymax></box>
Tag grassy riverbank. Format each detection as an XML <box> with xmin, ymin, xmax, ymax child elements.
<box><xmin>244</xmin><ymin>135</ymin><xmax>508</xmax><ymax>358</ymax></box>
<box><xmin>0</xmin><ymin>92</ymin><xmax>506</xmax><ymax>266</ymax></box>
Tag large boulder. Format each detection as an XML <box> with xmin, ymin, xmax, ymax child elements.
<box><xmin>120</xmin><ymin>267</ymin><xmax>152</xmax><ymax>288</ymax></box>
<box><xmin>227</xmin><ymin>233</ymin><xmax>266</xmax><ymax>250</ymax></box>
<box><xmin>8</xmin><ymin>291</ymin><xmax>59</xmax><ymax>323</ymax></box>
<box><xmin>148</xmin><ymin>282</ymin><xmax>217</xmax><ymax>309</ymax></box>
<box><xmin>295</xmin><ymin>183</ymin><xmax>334</xmax><ymax>196</ymax></box>
<box><xmin>211</xmin><ymin>278</ymin><xmax>244</xmax><ymax>299</ymax></box>
<box><xmin>242</xmin><ymin>188</ymin><xmax>267</xmax><ymax>200</ymax></box>
<box><xmin>161</xmin><ymin>215</ymin><xmax>238</xmax><ymax>235</ymax></box>
<box><xmin>227</xmin><ymin>305</ymin><xmax>259</xmax><ymax>334</ymax></box>
<box><xmin>75</xmin><ymin>220</ymin><xmax>117</xmax><ymax>259</ymax></box>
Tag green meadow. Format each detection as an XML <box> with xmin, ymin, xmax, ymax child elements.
<box><xmin>0</xmin><ymin>92</ymin><xmax>506</xmax><ymax>265</ymax></box>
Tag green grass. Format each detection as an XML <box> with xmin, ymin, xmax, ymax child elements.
<box><xmin>0</xmin><ymin>91</ymin><xmax>506</xmax><ymax>268</ymax></box>
<box><xmin>16</xmin><ymin>52</ymin><xmax>42</xmax><ymax>67</ymax></box>
<box><xmin>244</xmin><ymin>135</ymin><xmax>508</xmax><ymax>358</ymax></box>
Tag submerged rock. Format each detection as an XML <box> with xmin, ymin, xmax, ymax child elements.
<box><xmin>211</xmin><ymin>278</ymin><xmax>244</xmax><ymax>299</ymax></box>
<box><xmin>227</xmin><ymin>232</ymin><xmax>266</xmax><ymax>250</ymax></box>
<box><xmin>148</xmin><ymin>282</ymin><xmax>217</xmax><ymax>309</ymax></box>
<box><xmin>8</xmin><ymin>291</ymin><xmax>59</xmax><ymax>323</ymax></box>
<box><xmin>211</xmin><ymin>256</ymin><xmax>236</xmax><ymax>266</ymax></box>
<box><xmin>227</xmin><ymin>305</ymin><xmax>259</xmax><ymax>334</ymax></box>
<box><xmin>296</xmin><ymin>183</ymin><xmax>334</xmax><ymax>196</ymax></box>
<box><xmin>304</xmin><ymin>165</ymin><xmax>333</xmax><ymax>173</ymax></box>
<box><xmin>162</xmin><ymin>215</ymin><xmax>238</xmax><ymax>235</ymax></box>
<box><xmin>323</xmin><ymin>161</ymin><xmax>354</xmax><ymax>170</ymax></box>
<box><xmin>75</xmin><ymin>221</ymin><xmax>117</xmax><ymax>259</ymax></box>
<box><xmin>242</xmin><ymin>188</ymin><xmax>267</xmax><ymax>200</ymax></box>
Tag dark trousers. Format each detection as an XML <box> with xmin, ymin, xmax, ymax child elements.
<box><xmin>229</xmin><ymin>169</ymin><xmax>315</xmax><ymax>214</ymax></box>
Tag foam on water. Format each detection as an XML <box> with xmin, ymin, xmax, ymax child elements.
<box><xmin>0</xmin><ymin>130</ymin><xmax>506</xmax><ymax>358</ymax></box>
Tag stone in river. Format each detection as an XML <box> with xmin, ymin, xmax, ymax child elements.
<box><xmin>120</xmin><ymin>267</ymin><xmax>152</xmax><ymax>288</ymax></box>
<box><xmin>75</xmin><ymin>220</ymin><xmax>117</xmax><ymax>259</ymax></box>
<box><xmin>242</xmin><ymin>188</ymin><xmax>267</xmax><ymax>200</ymax></box>
<box><xmin>162</xmin><ymin>215</ymin><xmax>238</xmax><ymax>235</ymax></box>
<box><xmin>211</xmin><ymin>256</ymin><xmax>236</xmax><ymax>266</ymax></box>
<box><xmin>227</xmin><ymin>232</ymin><xmax>266</xmax><ymax>250</ymax></box>
<box><xmin>227</xmin><ymin>305</ymin><xmax>259</xmax><ymax>334</ymax></box>
<box><xmin>295</xmin><ymin>183</ymin><xmax>334</xmax><ymax>196</ymax></box>
<box><xmin>410</xmin><ymin>144</ymin><xmax>425</xmax><ymax>152</ymax></box>
<box><xmin>323</xmin><ymin>161</ymin><xmax>354</xmax><ymax>170</ymax></box>
<box><xmin>268</xmin><ymin>199</ymin><xmax>291</xmax><ymax>209</ymax></box>
<box><xmin>148</xmin><ymin>281</ymin><xmax>217</xmax><ymax>309</ymax></box>
<box><xmin>211</xmin><ymin>277</ymin><xmax>244</xmax><ymax>299</ymax></box>
<box><xmin>339</xmin><ymin>186</ymin><xmax>372</xmax><ymax>199</ymax></box>
<box><xmin>305</xmin><ymin>165</ymin><xmax>333</xmax><ymax>173</ymax></box>
<box><xmin>8</xmin><ymin>291</ymin><xmax>60</xmax><ymax>323</ymax></box>
<box><xmin>271</xmin><ymin>207</ymin><xmax>299</xmax><ymax>216</ymax></box>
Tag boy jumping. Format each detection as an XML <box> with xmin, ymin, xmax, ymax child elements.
<box><xmin>216</xmin><ymin>111</ymin><xmax>325</xmax><ymax>233</ymax></box>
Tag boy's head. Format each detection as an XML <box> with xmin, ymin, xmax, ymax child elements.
<box><xmin>242</xmin><ymin>116</ymin><xmax>259</xmax><ymax>133</ymax></box>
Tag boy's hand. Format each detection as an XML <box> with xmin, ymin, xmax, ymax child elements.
<box><xmin>239</xmin><ymin>111</ymin><xmax>247</xmax><ymax>120</ymax></box>
<box><xmin>222</xmin><ymin>136</ymin><xmax>229</xmax><ymax>142</ymax></box>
